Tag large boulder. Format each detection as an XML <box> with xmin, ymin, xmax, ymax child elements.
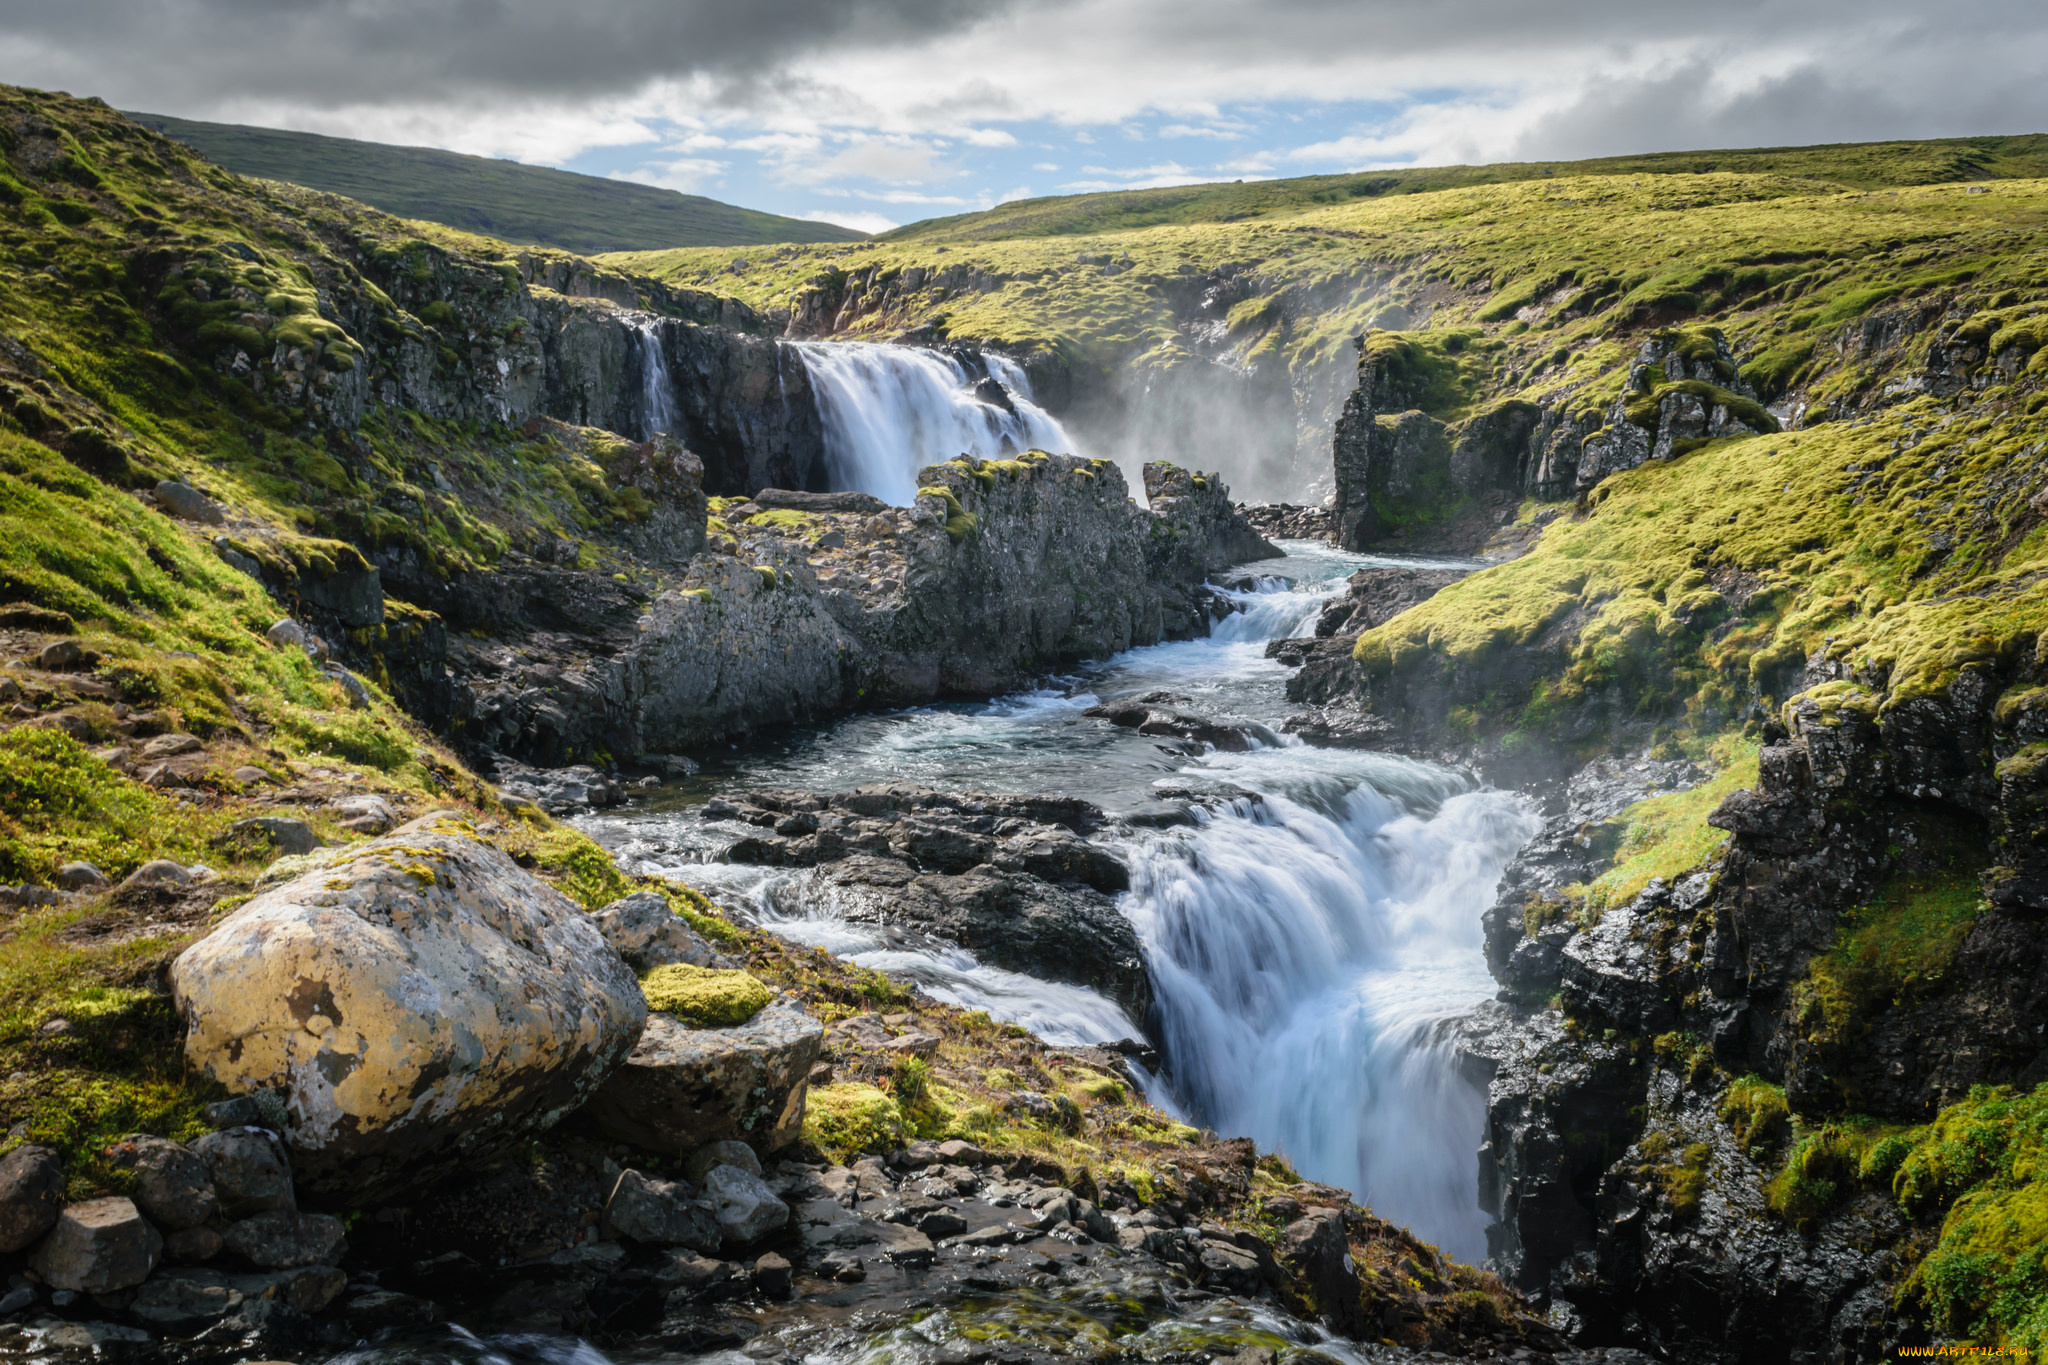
<box><xmin>167</xmin><ymin>813</ymin><xmax>648</xmax><ymax>1199</ymax></box>
<box><xmin>585</xmin><ymin>996</ymin><xmax>823</xmax><ymax>1156</ymax></box>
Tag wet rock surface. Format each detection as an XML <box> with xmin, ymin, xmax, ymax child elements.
<box><xmin>698</xmin><ymin>784</ymin><xmax>1150</xmax><ymax>1018</ymax></box>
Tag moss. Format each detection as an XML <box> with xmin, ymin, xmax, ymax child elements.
<box><xmin>1721</xmin><ymin>1075</ymin><xmax>1792</xmax><ymax>1157</ymax></box>
<box><xmin>1893</xmin><ymin>1083</ymin><xmax>2048</xmax><ymax>1358</ymax></box>
<box><xmin>1577</xmin><ymin>733</ymin><xmax>1757</xmax><ymax>911</ymax></box>
<box><xmin>805</xmin><ymin>1082</ymin><xmax>907</xmax><ymax>1162</ymax></box>
<box><xmin>639</xmin><ymin>964</ymin><xmax>773</xmax><ymax>1028</ymax></box>
<box><xmin>1796</xmin><ymin>823</ymin><xmax>1987</xmax><ymax>1057</ymax></box>
<box><xmin>918</xmin><ymin>484</ymin><xmax>981</xmax><ymax>542</ymax></box>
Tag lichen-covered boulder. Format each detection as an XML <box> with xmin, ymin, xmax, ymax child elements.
<box><xmin>167</xmin><ymin>812</ymin><xmax>647</xmax><ymax>1199</ymax></box>
<box><xmin>586</xmin><ymin>995</ymin><xmax>823</xmax><ymax>1156</ymax></box>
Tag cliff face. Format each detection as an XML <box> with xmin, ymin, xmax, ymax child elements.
<box><xmin>455</xmin><ymin>453</ymin><xmax>1278</xmax><ymax>761</ymax></box>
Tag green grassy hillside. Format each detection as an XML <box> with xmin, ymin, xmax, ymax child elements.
<box><xmin>128</xmin><ymin>111</ymin><xmax>865</xmax><ymax>253</ymax></box>
<box><xmin>880</xmin><ymin>134</ymin><xmax>2048</xmax><ymax>242</ymax></box>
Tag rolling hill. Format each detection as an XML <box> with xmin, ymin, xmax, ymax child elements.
<box><xmin>127</xmin><ymin>111</ymin><xmax>865</xmax><ymax>254</ymax></box>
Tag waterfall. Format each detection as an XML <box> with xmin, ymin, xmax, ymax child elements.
<box><xmin>636</xmin><ymin>319</ymin><xmax>678</xmax><ymax>441</ymax></box>
<box><xmin>795</xmin><ymin>342</ymin><xmax>1076</xmax><ymax>505</ymax></box>
<box><xmin>1118</xmin><ymin>768</ymin><xmax>1539</xmax><ymax>1263</ymax></box>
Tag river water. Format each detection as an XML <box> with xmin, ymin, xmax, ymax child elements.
<box><xmin>587</xmin><ymin>540</ymin><xmax>1537</xmax><ymax>1264</ymax></box>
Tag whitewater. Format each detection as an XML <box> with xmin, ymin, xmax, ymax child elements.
<box><xmin>587</xmin><ymin>535</ymin><xmax>1535</xmax><ymax>1263</ymax></box>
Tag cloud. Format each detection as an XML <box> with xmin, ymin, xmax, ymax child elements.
<box><xmin>610</xmin><ymin>157</ymin><xmax>729</xmax><ymax>193</ymax></box>
<box><xmin>803</xmin><ymin>208</ymin><xmax>896</xmax><ymax>233</ymax></box>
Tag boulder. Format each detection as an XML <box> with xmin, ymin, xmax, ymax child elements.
<box><xmin>155</xmin><ymin>480</ymin><xmax>226</xmax><ymax>526</ymax></box>
<box><xmin>106</xmin><ymin>1136</ymin><xmax>216</xmax><ymax>1230</ymax></box>
<box><xmin>701</xmin><ymin>1165</ymin><xmax>789</xmax><ymax>1245</ymax></box>
<box><xmin>221</xmin><ymin>1210</ymin><xmax>348</xmax><ymax>1268</ymax></box>
<box><xmin>53</xmin><ymin>862</ymin><xmax>109</xmax><ymax>891</ymax></box>
<box><xmin>127</xmin><ymin>1271</ymin><xmax>243</xmax><ymax>1332</ymax></box>
<box><xmin>29</xmin><ymin>1196</ymin><xmax>163</xmax><ymax>1294</ymax></box>
<box><xmin>120</xmin><ymin>858</ymin><xmax>194</xmax><ymax>892</ymax></box>
<box><xmin>229</xmin><ymin>818</ymin><xmax>321</xmax><ymax>856</ymax></box>
<box><xmin>602</xmin><ymin>1170</ymin><xmax>720</xmax><ymax>1251</ymax></box>
<box><xmin>164</xmin><ymin>1226</ymin><xmax>223</xmax><ymax>1263</ymax></box>
<box><xmin>139</xmin><ymin>733</ymin><xmax>202</xmax><ymax>759</ymax></box>
<box><xmin>0</xmin><ymin>1144</ymin><xmax>64</xmax><ymax>1252</ymax></box>
<box><xmin>167</xmin><ymin>813</ymin><xmax>647</xmax><ymax>1199</ymax></box>
<box><xmin>331</xmin><ymin>793</ymin><xmax>396</xmax><ymax>835</ymax></box>
<box><xmin>585</xmin><ymin>995</ymin><xmax>822</xmax><ymax>1156</ymax></box>
<box><xmin>592</xmin><ymin>890</ymin><xmax>717</xmax><ymax>970</ymax></box>
<box><xmin>682</xmin><ymin>1140</ymin><xmax>761</xmax><ymax>1182</ymax></box>
<box><xmin>193</xmin><ymin>1129</ymin><xmax>295</xmax><ymax>1217</ymax></box>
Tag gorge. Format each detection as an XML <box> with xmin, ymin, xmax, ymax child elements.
<box><xmin>0</xmin><ymin>84</ymin><xmax>2046</xmax><ymax>1365</ymax></box>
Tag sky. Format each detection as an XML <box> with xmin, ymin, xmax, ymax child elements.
<box><xmin>1</xmin><ymin>0</ymin><xmax>2045</xmax><ymax>234</ymax></box>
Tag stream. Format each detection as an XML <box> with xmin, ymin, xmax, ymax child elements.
<box><xmin>585</xmin><ymin>540</ymin><xmax>1537</xmax><ymax>1265</ymax></box>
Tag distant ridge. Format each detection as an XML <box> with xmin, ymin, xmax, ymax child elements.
<box><xmin>128</xmin><ymin>111</ymin><xmax>866</xmax><ymax>254</ymax></box>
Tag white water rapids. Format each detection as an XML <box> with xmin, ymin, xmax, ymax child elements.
<box><xmin>589</xmin><ymin>541</ymin><xmax>1536</xmax><ymax>1263</ymax></box>
<box><xmin>795</xmin><ymin>341</ymin><xmax>1075</xmax><ymax>505</ymax></box>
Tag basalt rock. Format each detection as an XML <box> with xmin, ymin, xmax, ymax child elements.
<box><xmin>586</xmin><ymin>997</ymin><xmax>824</xmax><ymax>1156</ymax></box>
<box><xmin>168</xmin><ymin>813</ymin><xmax>647</xmax><ymax>1200</ymax></box>
<box><xmin>701</xmin><ymin>785</ymin><xmax>1149</xmax><ymax>1018</ymax></box>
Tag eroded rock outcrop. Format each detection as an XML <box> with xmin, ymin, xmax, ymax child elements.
<box><xmin>699</xmin><ymin>784</ymin><xmax>1150</xmax><ymax>1019</ymax></box>
<box><xmin>168</xmin><ymin>813</ymin><xmax>647</xmax><ymax>1199</ymax></box>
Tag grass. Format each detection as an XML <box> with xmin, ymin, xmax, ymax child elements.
<box><xmin>127</xmin><ymin>111</ymin><xmax>864</xmax><ymax>254</ymax></box>
<box><xmin>1572</xmin><ymin>734</ymin><xmax>1760</xmax><ymax>913</ymax></box>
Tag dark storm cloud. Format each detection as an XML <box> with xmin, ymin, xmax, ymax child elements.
<box><xmin>0</xmin><ymin>0</ymin><xmax>990</xmax><ymax>108</ymax></box>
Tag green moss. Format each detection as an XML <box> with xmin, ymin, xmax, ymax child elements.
<box><xmin>804</xmin><ymin>1082</ymin><xmax>907</xmax><ymax>1162</ymax></box>
<box><xmin>1894</xmin><ymin>1083</ymin><xmax>2048</xmax><ymax>1358</ymax></box>
<box><xmin>1796</xmin><ymin>824</ymin><xmax>1987</xmax><ymax>1056</ymax></box>
<box><xmin>640</xmin><ymin>964</ymin><xmax>773</xmax><ymax>1028</ymax></box>
<box><xmin>918</xmin><ymin>484</ymin><xmax>981</xmax><ymax>542</ymax></box>
<box><xmin>1576</xmin><ymin>733</ymin><xmax>1757</xmax><ymax>911</ymax></box>
<box><xmin>1721</xmin><ymin>1075</ymin><xmax>1792</xmax><ymax>1157</ymax></box>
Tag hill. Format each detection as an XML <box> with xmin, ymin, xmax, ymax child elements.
<box><xmin>127</xmin><ymin>110</ymin><xmax>866</xmax><ymax>253</ymax></box>
<box><xmin>881</xmin><ymin>132</ymin><xmax>2048</xmax><ymax>242</ymax></box>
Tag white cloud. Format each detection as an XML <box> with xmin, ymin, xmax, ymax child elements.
<box><xmin>995</xmin><ymin>184</ymin><xmax>1035</xmax><ymax>203</ymax></box>
<box><xmin>610</xmin><ymin>157</ymin><xmax>729</xmax><ymax>193</ymax></box>
<box><xmin>1032</xmin><ymin>161</ymin><xmax>1061</xmax><ymax>171</ymax></box>
<box><xmin>961</xmin><ymin>128</ymin><xmax>1020</xmax><ymax>146</ymax></box>
<box><xmin>803</xmin><ymin>208</ymin><xmax>897</xmax><ymax>234</ymax></box>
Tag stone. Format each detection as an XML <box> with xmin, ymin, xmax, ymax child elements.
<box><xmin>816</xmin><ymin>1249</ymin><xmax>865</xmax><ymax>1281</ymax></box>
<box><xmin>682</xmin><ymin>1140</ymin><xmax>762</xmax><ymax>1182</ymax></box>
<box><xmin>231</xmin><ymin>766</ymin><xmax>276</xmax><ymax>786</ymax></box>
<box><xmin>53</xmin><ymin>861</ymin><xmax>110</xmax><ymax>891</ymax></box>
<box><xmin>168</xmin><ymin>813</ymin><xmax>647</xmax><ymax>1199</ymax></box>
<box><xmin>935</xmin><ymin>1139</ymin><xmax>990</xmax><ymax>1165</ymax></box>
<box><xmin>139</xmin><ymin>732</ymin><xmax>203</xmax><ymax>759</ymax></box>
<box><xmin>586</xmin><ymin>995</ymin><xmax>822</xmax><ymax>1156</ymax></box>
<box><xmin>752</xmin><ymin>1252</ymin><xmax>792</xmax><ymax>1298</ymax></box>
<box><xmin>324</xmin><ymin>666</ymin><xmax>372</xmax><ymax>709</ymax></box>
<box><xmin>35</xmin><ymin>640</ymin><xmax>81</xmax><ymax>670</ymax></box>
<box><xmin>200</xmin><ymin>1097</ymin><xmax>262</xmax><ymax>1129</ymax></box>
<box><xmin>883</xmin><ymin>1030</ymin><xmax>941</xmax><ymax>1058</ymax></box>
<box><xmin>265</xmin><ymin>619</ymin><xmax>313</xmax><ymax>652</ymax></box>
<box><xmin>269</xmin><ymin>1263</ymin><xmax>348</xmax><ymax>1314</ymax></box>
<box><xmin>0</xmin><ymin>1284</ymin><xmax>33</xmax><ymax>1315</ymax></box>
<box><xmin>701</xmin><ymin>1164</ymin><xmax>789</xmax><ymax>1245</ymax></box>
<box><xmin>127</xmin><ymin>1271</ymin><xmax>243</xmax><ymax>1331</ymax></box>
<box><xmin>192</xmin><ymin>1128</ymin><xmax>295</xmax><ymax>1217</ymax></box>
<box><xmin>155</xmin><ymin>480</ymin><xmax>226</xmax><ymax>526</ymax></box>
<box><xmin>345</xmin><ymin>1289</ymin><xmax>442</xmax><ymax>1328</ymax></box>
<box><xmin>29</xmin><ymin>1196</ymin><xmax>162</xmax><ymax>1294</ymax></box>
<box><xmin>657</xmin><ymin>1251</ymin><xmax>740</xmax><ymax>1297</ymax></box>
<box><xmin>592</xmin><ymin>890</ymin><xmax>717</xmax><ymax>971</ymax></box>
<box><xmin>220</xmin><ymin>1210</ymin><xmax>348</xmax><ymax>1268</ymax></box>
<box><xmin>918</xmin><ymin>1209</ymin><xmax>969</xmax><ymax>1239</ymax></box>
<box><xmin>163</xmin><ymin>1226</ymin><xmax>223</xmax><ymax>1263</ymax></box>
<box><xmin>601</xmin><ymin>1170</ymin><xmax>720</xmax><ymax>1251</ymax></box>
<box><xmin>106</xmin><ymin>1135</ymin><xmax>216</xmax><ymax>1230</ymax></box>
<box><xmin>228</xmin><ymin>818</ymin><xmax>321</xmax><ymax>856</ymax></box>
<box><xmin>0</xmin><ymin>1144</ymin><xmax>64</xmax><ymax>1252</ymax></box>
<box><xmin>330</xmin><ymin>793</ymin><xmax>396</xmax><ymax>835</ymax></box>
<box><xmin>119</xmin><ymin>859</ymin><xmax>193</xmax><ymax>892</ymax></box>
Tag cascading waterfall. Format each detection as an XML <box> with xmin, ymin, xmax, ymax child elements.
<box><xmin>635</xmin><ymin>319</ymin><xmax>678</xmax><ymax>441</ymax></box>
<box><xmin>1118</xmin><ymin>769</ymin><xmax>1538</xmax><ymax>1262</ymax></box>
<box><xmin>592</xmin><ymin>541</ymin><xmax>1532</xmax><ymax>1261</ymax></box>
<box><xmin>796</xmin><ymin>341</ymin><xmax>1075</xmax><ymax>505</ymax></box>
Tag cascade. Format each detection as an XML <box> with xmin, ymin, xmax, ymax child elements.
<box><xmin>796</xmin><ymin>342</ymin><xmax>1075</xmax><ymax>505</ymax></box>
<box><xmin>635</xmin><ymin>319</ymin><xmax>678</xmax><ymax>441</ymax></box>
<box><xmin>596</xmin><ymin>543</ymin><xmax>1531</xmax><ymax>1260</ymax></box>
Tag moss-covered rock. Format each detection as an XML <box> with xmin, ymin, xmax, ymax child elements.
<box><xmin>641</xmin><ymin>964</ymin><xmax>772</xmax><ymax>1028</ymax></box>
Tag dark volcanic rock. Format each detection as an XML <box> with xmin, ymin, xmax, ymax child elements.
<box><xmin>1085</xmin><ymin>691</ymin><xmax>1265</xmax><ymax>752</ymax></box>
<box><xmin>704</xmin><ymin>784</ymin><xmax>1149</xmax><ymax>1019</ymax></box>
